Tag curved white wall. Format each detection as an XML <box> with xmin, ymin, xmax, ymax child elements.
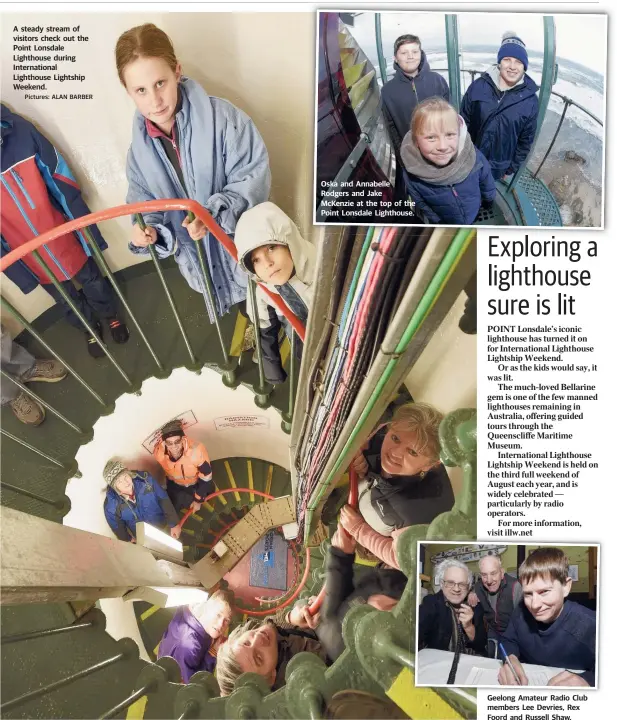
<box><xmin>65</xmin><ymin>366</ymin><xmax>290</xmax><ymax>537</ymax></box>
<box><xmin>1</xmin><ymin>12</ymin><xmax>315</xmax><ymax>333</ymax></box>
<box><xmin>64</xmin><ymin>366</ymin><xmax>291</xmax><ymax>660</ymax></box>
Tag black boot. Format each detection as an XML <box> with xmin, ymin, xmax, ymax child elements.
<box><xmin>85</xmin><ymin>322</ymin><xmax>105</xmax><ymax>358</ymax></box>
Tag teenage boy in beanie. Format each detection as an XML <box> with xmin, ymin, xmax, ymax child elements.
<box><xmin>103</xmin><ymin>460</ymin><xmax>181</xmax><ymax>541</ymax></box>
<box><xmin>153</xmin><ymin>420</ymin><xmax>214</xmax><ymax>515</ymax></box>
<box><xmin>460</xmin><ymin>32</ymin><xmax>539</xmax><ymax>180</ymax></box>
<box><xmin>498</xmin><ymin>548</ymin><xmax>596</xmax><ymax>687</ymax></box>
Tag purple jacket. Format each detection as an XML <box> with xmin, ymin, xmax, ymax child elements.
<box><xmin>157</xmin><ymin>607</ymin><xmax>216</xmax><ymax>683</ymax></box>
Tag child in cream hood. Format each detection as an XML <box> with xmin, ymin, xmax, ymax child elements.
<box><xmin>236</xmin><ymin>202</ymin><xmax>316</xmax><ymax>384</ymax></box>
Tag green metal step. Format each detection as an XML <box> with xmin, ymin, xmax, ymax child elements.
<box><xmin>1</xmin><ymin>261</ymin><xmax>294</xmax><ymax>525</ymax></box>
<box><xmin>1</xmin><ymin>603</ymin><xmax>146</xmax><ymax>719</ymax></box>
<box><xmin>133</xmin><ymin>456</ymin><xmax>301</xmax><ymax>659</ymax></box>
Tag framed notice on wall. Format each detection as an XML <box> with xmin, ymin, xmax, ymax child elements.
<box><xmin>141</xmin><ymin>410</ymin><xmax>198</xmax><ymax>453</ymax></box>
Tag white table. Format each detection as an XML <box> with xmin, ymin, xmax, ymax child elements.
<box><xmin>416</xmin><ymin>648</ymin><xmax>565</xmax><ymax>687</ymax></box>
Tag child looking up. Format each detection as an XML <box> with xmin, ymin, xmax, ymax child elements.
<box><xmin>401</xmin><ymin>97</ymin><xmax>496</xmax><ymax>225</ymax></box>
<box><xmin>236</xmin><ymin>202</ymin><xmax>315</xmax><ymax>384</ymax></box>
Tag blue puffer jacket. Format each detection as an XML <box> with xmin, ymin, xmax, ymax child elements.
<box><xmin>126</xmin><ymin>78</ymin><xmax>271</xmax><ymax>319</ymax></box>
<box><xmin>460</xmin><ymin>70</ymin><xmax>539</xmax><ymax>179</ymax></box>
<box><xmin>403</xmin><ymin>149</ymin><xmax>496</xmax><ymax>225</ymax></box>
<box><xmin>381</xmin><ymin>56</ymin><xmax>450</xmax><ymax>153</ymax></box>
<box><xmin>104</xmin><ymin>472</ymin><xmax>178</xmax><ymax>542</ymax></box>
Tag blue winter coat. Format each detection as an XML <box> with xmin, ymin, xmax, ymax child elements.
<box><xmin>126</xmin><ymin>78</ymin><xmax>271</xmax><ymax>319</ymax></box>
<box><xmin>381</xmin><ymin>56</ymin><xmax>450</xmax><ymax>153</ymax></box>
<box><xmin>104</xmin><ymin>472</ymin><xmax>178</xmax><ymax>542</ymax></box>
<box><xmin>403</xmin><ymin>149</ymin><xmax>496</xmax><ymax>225</ymax></box>
<box><xmin>460</xmin><ymin>72</ymin><xmax>539</xmax><ymax>180</ymax></box>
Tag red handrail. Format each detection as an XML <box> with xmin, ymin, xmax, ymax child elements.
<box><xmin>179</xmin><ymin>487</ymin><xmax>311</xmax><ymax>617</ymax></box>
<box><xmin>0</xmin><ymin>199</ymin><xmax>306</xmax><ymax>341</ymax></box>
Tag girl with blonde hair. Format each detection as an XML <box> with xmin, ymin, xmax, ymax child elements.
<box><xmin>401</xmin><ymin>97</ymin><xmax>495</xmax><ymax>225</ymax></box>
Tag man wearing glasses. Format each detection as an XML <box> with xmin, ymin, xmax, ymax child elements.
<box><xmin>153</xmin><ymin>419</ymin><xmax>214</xmax><ymax>516</ymax></box>
<box><xmin>418</xmin><ymin>559</ymin><xmax>487</xmax><ymax>656</ymax></box>
<box><xmin>467</xmin><ymin>554</ymin><xmax>523</xmax><ymax>650</ymax></box>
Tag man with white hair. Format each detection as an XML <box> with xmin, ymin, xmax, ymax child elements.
<box><xmin>468</xmin><ymin>554</ymin><xmax>522</xmax><ymax>645</ymax></box>
<box><xmin>418</xmin><ymin>558</ymin><xmax>487</xmax><ymax>656</ymax></box>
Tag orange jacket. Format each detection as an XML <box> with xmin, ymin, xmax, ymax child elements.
<box><xmin>154</xmin><ymin>437</ymin><xmax>213</xmax><ymax>502</ymax></box>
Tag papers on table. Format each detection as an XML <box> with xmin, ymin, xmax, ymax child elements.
<box><xmin>466</xmin><ymin>666</ymin><xmax>552</xmax><ymax>686</ymax></box>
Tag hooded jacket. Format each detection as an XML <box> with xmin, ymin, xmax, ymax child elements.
<box><xmin>460</xmin><ymin>67</ymin><xmax>539</xmax><ymax>179</ymax></box>
<box><xmin>157</xmin><ymin>606</ymin><xmax>218</xmax><ymax>683</ymax></box>
<box><xmin>365</xmin><ymin>427</ymin><xmax>455</xmax><ymax>529</ymax></box>
<box><xmin>236</xmin><ymin>202</ymin><xmax>316</xmax><ymax>382</ymax></box>
<box><xmin>1</xmin><ymin>104</ymin><xmax>107</xmax><ymax>294</ymax></box>
<box><xmin>401</xmin><ymin>116</ymin><xmax>496</xmax><ymax>225</ymax></box>
<box><xmin>103</xmin><ymin>471</ymin><xmax>179</xmax><ymax>542</ymax></box>
<box><xmin>381</xmin><ymin>55</ymin><xmax>450</xmax><ymax>154</ymax></box>
<box><xmin>126</xmin><ymin>78</ymin><xmax>271</xmax><ymax>319</ymax></box>
<box><xmin>153</xmin><ymin>436</ymin><xmax>214</xmax><ymax>502</ymax></box>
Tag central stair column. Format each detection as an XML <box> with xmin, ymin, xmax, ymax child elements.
<box><xmin>0</xmin><ymin>506</ymin><xmax>198</xmax><ymax>605</ymax></box>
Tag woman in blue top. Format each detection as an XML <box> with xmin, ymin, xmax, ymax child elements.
<box><xmin>115</xmin><ymin>23</ymin><xmax>271</xmax><ymax>318</ymax></box>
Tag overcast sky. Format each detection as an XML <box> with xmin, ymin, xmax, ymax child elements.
<box><xmin>349</xmin><ymin>12</ymin><xmax>607</xmax><ymax>76</ymax></box>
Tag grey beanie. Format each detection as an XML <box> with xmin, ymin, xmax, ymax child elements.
<box><xmin>103</xmin><ymin>460</ymin><xmax>133</xmax><ymax>488</ymax></box>
<box><xmin>160</xmin><ymin>419</ymin><xmax>185</xmax><ymax>441</ymax></box>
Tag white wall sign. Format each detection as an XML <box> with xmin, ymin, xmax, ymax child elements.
<box><xmin>214</xmin><ymin>415</ymin><xmax>270</xmax><ymax>430</ymax></box>
<box><xmin>568</xmin><ymin>565</ymin><xmax>579</xmax><ymax>582</ymax></box>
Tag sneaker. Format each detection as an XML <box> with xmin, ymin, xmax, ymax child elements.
<box><xmin>21</xmin><ymin>359</ymin><xmax>68</xmax><ymax>384</ymax></box>
<box><xmin>108</xmin><ymin>317</ymin><xmax>129</xmax><ymax>344</ymax></box>
<box><xmin>9</xmin><ymin>391</ymin><xmax>45</xmax><ymax>426</ymax></box>
<box><xmin>86</xmin><ymin>323</ymin><xmax>105</xmax><ymax>359</ymax></box>
<box><xmin>242</xmin><ymin>323</ymin><xmax>256</xmax><ymax>352</ymax></box>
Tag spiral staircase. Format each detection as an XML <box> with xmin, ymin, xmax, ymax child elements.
<box><xmin>1</xmin><ymin>211</ymin><xmax>478</xmax><ymax>720</ymax></box>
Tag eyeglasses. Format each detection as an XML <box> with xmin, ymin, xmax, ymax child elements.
<box><xmin>442</xmin><ymin>580</ymin><xmax>468</xmax><ymax>590</ymax></box>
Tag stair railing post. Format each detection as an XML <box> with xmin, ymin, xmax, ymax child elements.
<box><xmin>281</xmin><ymin>329</ymin><xmax>297</xmax><ymax>433</ymax></box>
<box><xmin>188</xmin><ymin>211</ymin><xmax>238</xmax><ymax>388</ymax></box>
<box><xmin>247</xmin><ymin>278</ymin><xmax>273</xmax><ymax>408</ymax></box>
<box><xmin>0</xmin><ymin>295</ymin><xmax>112</xmax><ymax>413</ymax></box>
<box><xmin>30</xmin><ymin>249</ymin><xmax>140</xmax><ymax>393</ymax></box>
<box><xmin>81</xmin><ymin>225</ymin><xmax>169</xmax><ymax>378</ymax></box>
<box><xmin>134</xmin><ymin>213</ymin><xmax>201</xmax><ymax>373</ymax></box>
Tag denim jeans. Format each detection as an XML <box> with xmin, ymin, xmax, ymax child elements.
<box><xmin>42</xmin><ymin>257</ymin><xmax>117</xmax><ymax>330</ymax></box>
